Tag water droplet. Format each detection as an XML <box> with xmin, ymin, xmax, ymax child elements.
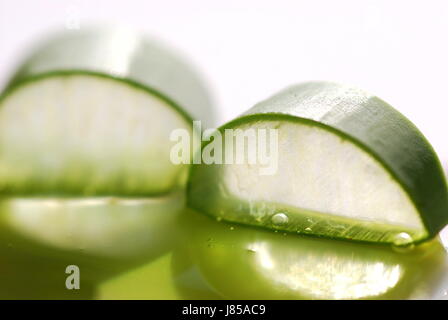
<box><xmin>392</xmin><ymin>232</ymin><xmax>415</xmax><ymax>253</ymax></box>
<box><xmin>304</xmin><ymin>227</ymin><xmax>312</xmax><ymax>233</ymax></box>
<box><xmin>216</xmin><ymin>217</ymin><xmax>222</xmax><ymax>222</ymax></box>
<box><xmin>271</xmin><ymin>213</ymin><xmax>289</xmax><ymax>226</ymax></box>
<box><xmin>246</xmin><ymin>248</ymin><xmax>256</xmax><ymax>254</ymax></box>
<box><xmin>229</xmin><ymin>226</ymin><xmax>234</xmax><ymax>231</ymax></box>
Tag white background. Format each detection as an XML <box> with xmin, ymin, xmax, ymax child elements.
<box><xmin>0</xmin><ymin>0</ymin><xmax>447</xmax><ymax>171</ymax></box>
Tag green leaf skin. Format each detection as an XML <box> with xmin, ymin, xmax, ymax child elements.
<box><xmin>188</xmin><ymin>82</ymin><xmax>448</xmax><ymax>244</ymax></box>
<box><xmin>173</xmin><ymin>209</ymin><xmax>448</xmax><ymax>300</ymax></box>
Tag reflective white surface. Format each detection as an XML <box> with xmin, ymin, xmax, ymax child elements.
<box><xmin>1</xmin><ymin>0</ymin><xmax>447</xmax><ymax>170</ymax></box>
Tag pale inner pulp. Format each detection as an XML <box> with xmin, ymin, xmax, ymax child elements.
<box><xmin>0</xmin><ymin>75</ymin><xmax>191</xmax><ymax>195</ymax></box>
<box><xmin>222</xmin><ymin>120</ymin><xmax>424</xmax><ymax>231</ymax></box>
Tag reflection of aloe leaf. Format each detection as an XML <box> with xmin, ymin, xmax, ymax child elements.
<box><xmin>173</xmin><ymin>209</ymin><xmax>448</xmax><ymax>300</ymax></box>
<box><xmin>0</xmin><ymin>192</ymin><xmax>184</xmax><ymax>299</ymax></box>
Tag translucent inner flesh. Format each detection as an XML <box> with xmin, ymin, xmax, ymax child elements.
<box><xmin>221</xmin><ymin>120</ymin><xmax>424</xmax><ymax>233</ymax></box>
<box><xmin>0</xmin><ymin>75</ymin><xmax>191</xmax><ymax>196</ymax></box>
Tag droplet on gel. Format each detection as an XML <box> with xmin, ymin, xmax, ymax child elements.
<box><xmin>392</xmin><ymin>232</ymin><xmax>415</xmax><ymax>253</ymax></box>
<box><xmin>271</xmin><ymin>213</ymin><xmax>288</xmax><ymax>226</ymax></box>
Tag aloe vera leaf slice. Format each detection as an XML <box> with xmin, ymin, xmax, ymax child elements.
<box><xmin>0</xmin><ymin>27</ymin><xmax>212</xmax><ymax>196</ymax></box>
<box><xmin>187</xmin><ymin>82</ymin><xmax>448</xmax><ymax>244</ymax></box>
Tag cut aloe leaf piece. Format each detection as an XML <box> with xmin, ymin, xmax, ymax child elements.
<box><xmin>0</xmin><ymin>27</ymin><xmax>213</xmax><ymax>196</ymax></box>
<box><xmin>188</xmin><ymin>82</ymin><xmax>448</xmax><ymax>245</ymax></box>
